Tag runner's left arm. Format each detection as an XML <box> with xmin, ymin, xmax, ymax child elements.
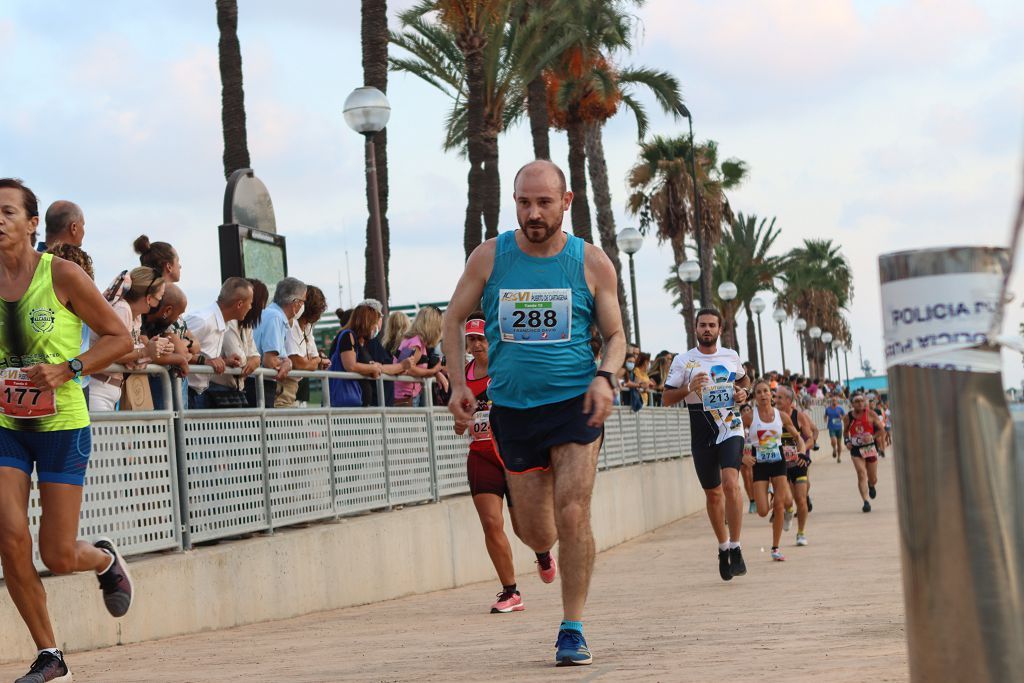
<box><xmin>780</xmin><ymin>410</ymin><xmax>806</xmax><ymax>453</ymax></box>
<box><xmin>26</xmin><ymin>259</ymin><xmax>133</xmax><ymax>390</ymax></box>
<box><xmin>584</xmin><ymin>244</ymin><xmax>626</xmax><ymax>427</ymax></box>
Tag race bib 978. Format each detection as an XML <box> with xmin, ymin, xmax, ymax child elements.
<box><xmin>498</xmin><ymin>289</ymin><xmax>572</xmax><ymax>343</ymax></box>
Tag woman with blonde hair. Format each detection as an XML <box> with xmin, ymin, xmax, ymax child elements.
<box><xmin>382</xmin><ymin>310</ymin><xmax>411</xmax><ymax>358</ymax></box>
<box><xmin>89</xmin><ymin>267</ymin><xmax>170</xmax><ymax>411</ymax></box>
<box><xmin>394</xmin><ymin>306</ymin><xmax>447</xmax><ymax>407</ymax></box>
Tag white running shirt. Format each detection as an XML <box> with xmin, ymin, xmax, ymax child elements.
<box><xmin>666</xmin><ymin>346</ymin><xmax>745</xmax><ymax>445</ymax></box>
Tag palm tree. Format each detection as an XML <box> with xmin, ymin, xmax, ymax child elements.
<box><xmin>432</xmin><ymin>0</ymin><xmax>514</xmax><ymax>257</ymax></box>
<box><xmin>544</xmin><ymin>0</ymin><xmax>636</xmax><ymax>244</ymax></box>
<box><xmin>777</xmin><ymin>239</ymin><xmax>854</xmax><ymax>377</ymax></box>
<box><xmin>720</xmin><ymin>213</ymin><xmax>785</xmax><ymax>373</ymax></box>
<box><xmin>521</xmin><ymin>0</ymin><xmax>551</xmax><ymax>159</ymax></box>
<box><xmin>362</xmin><ymin>0</ymin><xmax>391</xmax><ymax>300</ymax></box>
<box><xmin>216</xmin><ymin>0</ymin><xmax>250</xmax><ymax>179</ymax></box>
<box><xmin>391</xmin><ymin>1</ymin><xmax>570</xmax><ymax>257</ymax></box>
<box><xmin>582</xmin><ymin>66</ymin><xmax>682</xmax><ymax>349</ymax></box>
<box><xmin>628</xmin><ymin>135</ymin><xmax>746</xmax><ymax>347</ymax></box>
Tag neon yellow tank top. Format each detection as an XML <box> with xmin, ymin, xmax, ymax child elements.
<box><xmin>0</xmin><ymin>253</ymin><xmax>89</xmax><ymax>431</ymax></box>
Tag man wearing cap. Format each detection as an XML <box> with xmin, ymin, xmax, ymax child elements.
<box><xmin>453</xmin><ymin>311</ymin><xmax>523</xmax><ymax>614</ymax></box>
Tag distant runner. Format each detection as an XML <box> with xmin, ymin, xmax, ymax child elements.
<box><xmin>742</xmin><ymin>380</ymin><xmax>804</xmax><ymax>561</ymax></box>
<box><xmin>844</xmin><ymin>394</ymin><xmax>886</xmax><ymax>512</ymax></box>
<box><xmin>662</xmin><ymin>309</ymin><xmax>751</xmax><ymax>581</ymax></box>
<box><xmin>825</xmin><ymin>395</ymin><xmax>845</xmax><ymax>463</ymax></box>
<box><xmin>776</xmin><ymin>386</ymin><xmax>815</xmax><ymax>546</ymax></box>
<box><xmin>444</xmin><ymin>160</ymin><xmax>625</xmax><ymax>667</ymax></box>
<box><xmin>452</xmin><ymin>314</ymin><xmax>523</xmax><ymax>614</ymax></box>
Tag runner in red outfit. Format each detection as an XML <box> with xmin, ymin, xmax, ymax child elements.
<box><xmin>453</xmin><ymin>315</ymin><xmax>523</xmax><ymax>613</ymax></box>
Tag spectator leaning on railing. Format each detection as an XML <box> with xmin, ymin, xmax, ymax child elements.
<box><xmin>183</xmin><ymin>277</ymin><xmax>253</xmax><ymax>409</ymax></box>
<box><xmin>140</xmin><ymin>283</ymin><xmax>192</xmax><ymax>410</ymax></box>
<box><xmin>393</xmin><ymin>305</ymin><xmax>447</xmax><ymax>407</ymax></box>
<box><xmin>254</xmin><ymin>277</ymin><xmax>304</xmax><ymax>408</ymax></box>
<box><xmin>329</xmin><ymin>303</ymin><xmax>408</xmax><ymax>407</ymax></box>
<box><xmin>88</xmin><ymin>267</ymin><xmax>170</xmax><ymax>411</ymax></box>
<box><xmin>209</xmin><ymin>278</ymin><xmax>267</xmax><ymax>408</ymax></box>
<box><xmin>278</xmin><ymin>284</ymin><xmax>330</xmax><ymax>408</ymax></box>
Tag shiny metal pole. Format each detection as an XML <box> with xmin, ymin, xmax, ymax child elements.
<box><xmin>755</xmin><ymin>311</ymin><xmax>766</xmax><ymax>375</ymax></box>
<box><xmin>628</xmin><ymin>252</ymin><xmax>641</xmax><ymax>349</ymax></box>
<box><xmin>798</xmin><ymin>336</ymin><xmax>805</xmax><ymax>376</ymax></box>
<box><xmin>879</xmin><ymin>246</ymin><xmax>1023</xmax><ymax>683</ymax></box>
<box><xmin>777</xmin><ymin>321</ymin><xmax>786</xmax><ymax>373</ymax></box>
<box><xmin>843</xmin><ymin>348</ymin><xmax>850</xmax><ymax>388</ymax></box>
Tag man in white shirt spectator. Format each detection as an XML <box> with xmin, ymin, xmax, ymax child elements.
<box><xmin>184</xmin><ymin>277</ymin><xmax>254</xmax><ymax>408</ymax></box>
<box><xmin>277</xmin><ymin>284</ymin><xmax>330</xmax><ymax>407</ymax></box>
<box><xmin>254</xmin><ymin>277</ymin><xmax>305</xmax><ymax>408</ymax></box>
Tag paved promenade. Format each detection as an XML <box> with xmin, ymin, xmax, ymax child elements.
<box><xmin>2</xmin><ymin>448</ymin><xmax>908</xmax><ymax>682</ymax></box>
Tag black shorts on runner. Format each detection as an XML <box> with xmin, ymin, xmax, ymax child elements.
<box><xmin>787</xmin><ymin>464</ymin><xmax>810</xmax><ymax>482</ymax></box>
<box><xmin>753</xmin><ymin>459</ymin><xmax>787</xmax><ymax>482</ymax></box>
<box><xmin>489</xmin><ymin>393</ymin><xmax>603</xmax><ymax>474</ymax></box>
<box><xmin>691</xmin><ymin>435</ymin><xmax>744</xmax><ymax>489</ymax></box>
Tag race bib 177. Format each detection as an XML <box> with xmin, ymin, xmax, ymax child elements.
<box><xmin>0</xmin><ymin>369</ymin><xmax>57</xmax><ymax>419</ymax></box>
<box><xmin>498</xmin><ymin>289</ymin><xmax>572</xmax><ymax>343</ymax></box>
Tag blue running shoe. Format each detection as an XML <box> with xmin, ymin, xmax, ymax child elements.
<box><xmin>555</xmin><ymin>629</ymin><xmax>592</xmax><ymax>666</ymax></box>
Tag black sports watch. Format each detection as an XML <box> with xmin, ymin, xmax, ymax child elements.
<box><xmin>68</xmin><ymin>357</ymin><xmax>84</xmax><ymax>380</ymax></box>
<box><xmin>596</xmin><ymin>370</ymin><xmax>616</xmax><ymax>392</ymax></box>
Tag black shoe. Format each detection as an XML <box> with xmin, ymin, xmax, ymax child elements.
<box><xmin>95</xmin><ymin>537</ymin><xmax>134</xmax><ymax>617</ymax></box>
<box><xmin>869</xmin><ymin>485</ymin><xmax>877</xmax><ymax>499</ymax></box>
<box><xmin>718</xmin><ymin>549</ymin><xmax>732</xmax><ymax>581</ymax></box>
<box><xmin>728</xmin><ymin>547</ymin><xmax>747</xmax><ymax>577</ymax></box>
<box><xmin>807</xmin><ymin>496</ymin><xmax>814</xmax><ymax>513</ymax></box>
<box><xmin>15</xmin><ymin>650</ymin><xmax>71</xmax><ymax>683</ymax></box>
<box><xmin>862</xmin><ymin>500</ymin><xmax>872</xmax><ymax>513</ymax></box>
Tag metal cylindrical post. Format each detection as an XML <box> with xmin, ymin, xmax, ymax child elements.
<box><xmin>755</xmin><ymin>312</ymin><xmax>765</xmax><ymax>374</ymax></box>
<box><xmin>628</xmin><ymin>253</ymin><xmax>641</xmax><ymax>349</ymax></box>
<box><xmin>171</xmin><ymin>374</ymin><xmax>191</xmax><ymax>550</ymax></box>
<box><xmin>799</xmin><ymin>337</ymin><xmax>805</xmax><ymax>375</ymax></box>
<box><xmin>777</xmin><ymin>321</ymin><xmax>786</xmax><ymax>373</ymax></box>
<box><xmin>879</xmin><ymin>246</ymin><xmax>1023</xmax><ymax>683</ymax></box>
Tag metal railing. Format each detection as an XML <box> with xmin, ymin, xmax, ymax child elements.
<box><xmin>9</xmin><ymin>366</ymin><xmax>832</xmax><ymax>575</ymax></box>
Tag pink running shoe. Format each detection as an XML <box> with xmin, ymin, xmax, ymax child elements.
<box><xmin>536</xmin><ymin>554</ymin><xmax>557</xmax><ymax>583</ymax></box>
<box><xmin>491</xmin><ymin>591</ymin><xmax>525</xmax><ymax>613</ymax></box>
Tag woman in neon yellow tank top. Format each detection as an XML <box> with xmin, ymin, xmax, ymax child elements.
<box><xmin>0</xmin><ymin>178</ymin><xmax>134</xmax><ymax>682</ymax></box>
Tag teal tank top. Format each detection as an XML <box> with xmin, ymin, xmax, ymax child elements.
<box><xmin>483</xmin><ymin>230</ymin><xmax>596</xmax><ymax>409</ymax></box>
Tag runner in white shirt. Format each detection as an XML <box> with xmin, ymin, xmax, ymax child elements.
<box><xmin>662</xmin><ymin>308</ymin><xmax>752</xmax><ymax>581</ymax></box>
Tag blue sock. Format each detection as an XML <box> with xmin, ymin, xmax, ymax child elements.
<box><xmin>560</xmin><ymin>620</ymin><xmax>583</xmax><ymax>633</ymax></box>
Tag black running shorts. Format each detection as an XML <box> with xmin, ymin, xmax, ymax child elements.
<box><xmin>690</xmin><ymin>435</ymin><xmax>744</xmax><ymax>490</ymax></box>
<box><xmin>786</xmin><ymin>463</ymin><xmax>810</xmax><ymax>483</ymax></box>
<box><xmin>489</xmin><ymin>393</ymin><xmax>603</xmax><ymax>473</ymax></box>
<box><xmin>753</xmin><ymin>459</ymin><xmax>787</xmax><ymax>482</ymax></box>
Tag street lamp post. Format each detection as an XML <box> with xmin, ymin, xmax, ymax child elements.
<box><xmin>772</xmin><ymin>308</ymin><xmax>787</xmax><ymax>373</ymax></box>
<box><xmin>750</xmin><ymin>296</ymin><xmax>766</xmax><ymax>376</ymax></box>
<box><xmin>808</xmin><ymin>326</ymin><xmax>822</xmax><ymax>379</ymax></box>
<box><xmin>677</xmin><ymin>260</ymin><xmax>701</xmax><ymax>347</ymax></box>
<box><xmin>344</xmin><ymin>86</ymin><xmax>391</xmax><ymax>316</ymax></box>
<box><xmin>820</xmin><ymin>332</ymin><xmax>833</xmax><ymax>381</ymax></box>
<box><xmin>676</xmin><ymin>103</ymin><xmax>707</xmax><ymax>307</ymax></box>
<box><xmin>617</xmin><ymin>227</ymin><xmax>644</xmax><ymax>349</ymax></box>
<box><xmin>794</xmin><ymin>318</ymin><xmax>807</xmax><ymax>375</ymax></box>
<box><xmin>843</xmin><ymin>345</ymin><xmax>851</xmax><ymax>387</ymax></box>
<box><xmin>831</xmin><ymin>339</ymin><xmax>843</xmax><ymax>389</ymax></box>
<box><xmin>717</xmin><ymin>281</ymin><xmax>738</xmax><ymax>351</ymax></box>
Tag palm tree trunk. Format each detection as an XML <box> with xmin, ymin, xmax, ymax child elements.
<box><xmin>670</xmin><ymin>233</ymin><xmax>696</xmax><ymax>349</ymax></box>
<box><xmin>462</xmin><ymin>44</ymin><xmax>487</xmax><ymax>258</ymax></box>
<box><xmin>361</xmin><ymin>0</ymin><xmax>390</xmax><ymax>300</ymax></box>
<box><xmin>216</xmin><ymin>0</ymin><xmax>250</xmax><ymax>180</ymax></box>
<box><xmin>565</xmin><ymin>117</ymin><xmax>594</xmax><ymax>243</ymax></box>
<box><xmin>584</xmin><ymin>123</ymin><xmax>631</xmax><ymax>342</ymax></box>
<box><xmin>744</xmin><ymin>302</ymin><xmax>758</xmax><ymax>376</ymax></box>
<box><xmin>528</xmin><ymin>76</ymin><xmax>550</xmax><ymax>160</ymax></box>
<box><xmin>482</xmin><ymin>129</ymin><xmax>500</xmax><ymax>240</ymax></box>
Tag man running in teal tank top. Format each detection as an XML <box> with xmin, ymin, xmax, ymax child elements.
<box><xmin>0</xmin><ymin>179</ymin><xmax>133</xmax><ymax>683</ymax></box>
<box><xmin>444</xmin><ymin>160</ymin><xmax>626</xmax><ymax>668</ymax></box>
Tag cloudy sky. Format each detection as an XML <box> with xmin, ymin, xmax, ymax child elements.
<box><xmin>3</xmin><ymin>0</ymin><xmax>1023</xmax><ymax>387</ymax></box>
